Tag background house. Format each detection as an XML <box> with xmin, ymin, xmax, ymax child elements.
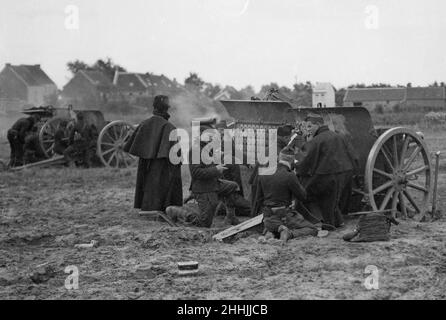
<box><xmin>113</xmin><ymin>72</ymin><xmax>149</xmax><ymax>103</ymax></box>
<box><xmin>343</xmin><ymin>88</ymin><xmax>406</xmax><ymax>110</ymax></box>
<box><xmin>0</xmin><ymin>63</ymin><xmax>58</xmax><ymax>110</ymax></box>
<box><xmin>404</xmin><ymin>87</ymin><xmax>446</xmax><ymax>110</ymax></box>
<box><xmin>312</xmin><ymin>82</ymin><xmax>336</xmax><ymax>108</ymax></box>
<box><xmin>343</xmin><ymin>87</ymin><xmax>446</xmax><ymax>111</ymax></box>
<box><xmin>213</xmin><ymin>86</ymin><xmax>242</xmax><ymax>100</ymax></box>
<box><xmin>61</xmin><ymin>70</ymin><xmax>115</xmax><ymax>108</ymax></box>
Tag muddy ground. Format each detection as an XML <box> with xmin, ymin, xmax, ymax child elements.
<box><xmin>0</xmin><ymin>129</ymin><xmax>445</xmax><ymax>300</ymax></box>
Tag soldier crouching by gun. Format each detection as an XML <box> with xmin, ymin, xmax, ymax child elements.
<box><xmin>63</xmin><ymin>113</ymin><xmax>98</xmax><ymax>168</ymax></box>
<box><xmin>257</xmin><ymin>149</ymin><xmax>318</xmax><ymax>242</ymax></box>
<box><xmin>7</xmin><ymin>113</ymin><xmax>41</xmax><ymax>167</ymax></box>
<box><xmin>166</xmin><ymin>119</ymin><xmax>242</xmax><ymax>227</ymax></box>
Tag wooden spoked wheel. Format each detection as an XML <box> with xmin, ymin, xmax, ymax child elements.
<box><xmin>39</xmin><ymin>117</ymin><xmax>71</xmax><ymax>158</ymax></box>
<box><xmin>365</xmin><ymin>127</ymin><xmax>432</xmax><ymax>218</ymax></box>
<box><xmin>97</xmin><ymin>120</ymin><xmax>136</xmax><ymax>168</ymax></box>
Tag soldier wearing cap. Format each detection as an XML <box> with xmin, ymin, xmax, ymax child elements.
<box><xmin>7</xmin><ymin>113</ymin><xmax>40</xmax><ymax>167</ymax></box>
<box><xmin>166</xmin><ymin>118</ymin><xmax>242</xmax><ymax>227</ymax></box>
<box><xmin>215</xmin><ymin>120</ymin><xmax>251</xmax><ymax>216</ymax></box>
<box><xmin>258</xmin><ymin>148</ymin><xmax>318</xmax><ymax>241</ymax></box>
<box><xmin>63</xmin><ymin>113</ymin><xmax>98</xmax><ymax>168</ymax></box>
<box><xmin>296</xmin><ymin>113</ymin><xmax>358</xmax><ymax>229</ymax></box>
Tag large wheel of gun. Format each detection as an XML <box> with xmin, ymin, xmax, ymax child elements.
<box><xmin>97</xmin><ymin>120</ymin><xmax>137</xmax><ymax>168</ymax></box>
<box><xmin>39</xmin><ymin>117</ymin><xmax>71</xmax><ymax>158</ymax></box>
<box><xmin>365</xmin><ymin>127</ymin><xmax>432</xmax><ymax>218</ymax></box>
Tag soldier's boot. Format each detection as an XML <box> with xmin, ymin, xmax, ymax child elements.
<box><xmin>224</xmin><ymin>206</ymin><xmax>240</xmax><ymax>226</ymax></box>
<box><xmin>278</xmin><ymin>225</ymin><xmax>292</xmax><ymax>242</ymax></box>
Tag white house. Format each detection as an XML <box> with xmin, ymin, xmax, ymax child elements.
<box><xmin>312</xmin><ymin>82</ymin><xmax>336</xmax><ymax>108</ymax></box>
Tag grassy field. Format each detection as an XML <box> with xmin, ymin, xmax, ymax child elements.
<box><xmin>0</xmin><ymin>116</ymin><xmax>445</xmax><ymax>299</ymax></box>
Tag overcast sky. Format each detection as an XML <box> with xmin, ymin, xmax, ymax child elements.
<box><xmin>1</xmin><ymin>0</ymin><xmax>445</xmax><ymax>90</ymax></box>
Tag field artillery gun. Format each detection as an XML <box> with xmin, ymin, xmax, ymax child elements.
<box><xmin>219</xmin><ymin>98</ymin><xmax>433</xmax><ymax>218</ymax></box>
<box><xmin>8</xmin><ymin>106</ymin><xmax>137</xmax><ymax>170</ymax></box>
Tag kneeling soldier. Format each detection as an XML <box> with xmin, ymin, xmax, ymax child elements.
<box><xmin>258</xmin><ymin>149</ymin><xmax>318</xmax><ymax>241</ymax></box>
<box><xmin>166</xmin><ymin>119</ymin><xmax>241</xmax><ymax>227</ymax></box>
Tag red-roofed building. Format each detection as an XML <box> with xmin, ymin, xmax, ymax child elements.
<box><xmin>0</xmin><ymin>63</ymin><xmax>58</xmax><ymax>108</ymax></box>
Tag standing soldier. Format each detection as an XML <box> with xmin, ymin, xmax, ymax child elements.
<box><xmin>63</xmin><ymin>113</ymin><xmax>98</xmax><ymax>168</ymax></box>
<box><xmin>296</xmin><ymin>114</ymin><xmax>358</xmax><ymax>229</ymax></box>
<box><xmin>123</xmin><ymin>95</ymin><xmax>183</xmax><ymax>213</ymax></box>
<box><xmin>7</xmin><ymin>113</ymin><xmax>40</xmax><ymax>167</ymax></box>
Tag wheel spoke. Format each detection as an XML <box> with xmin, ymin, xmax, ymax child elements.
<box><xmin>407</xmin><ymin>182</ymin><xmax>428</xmax><ymax>193</ymax></box>
<box><xmin>107</xmin><ymin>151</ymin><xmax>117</xmax><ymax>165</ymax></box>
<box><xmin>403</xmin><ymin>190</ymin><xmax>420</xmax><ymax>213</ymax></box>
<box><xmin>122</xmin><ymin>130</ymin><xmax>132</xmax><ymax>142</ymax></box>
<box><xmin>393</xmin><ymin>135</ymin><xmax>399</xmax><ymax>167</ymax></box>
<box><xmin>118</xmin><ymin>126</ymin><xmax>127</xmax><ymax>140</ymax></box>
<box><xmin>373</xmin><ymin>180</ymin><xmax>394</xmax><ymax>195</ymax></box>
<box><xmin>101</xmin><ymin>142</ymin><xmax>115</xmax><ymax>147</ymax></box>
<box><xmin>398</xmin><ymin>192</ymin><xmax>407</xmax><ymax>218</ymax></box>
<box><xmin>373</xmin><ymin>168</ymin><xmax>393</xmax><ymax>179</ymax></box>
<box><xmin>105</xmin><ymin>131</ymin><xmax>115</xmax><ymax>142</ymax></box>
<box><xmin>391</xmin><ymin>190</ymin><xmax>398</xmax><ymax>216</ymax></box>
<box><xmin>102</xmin><ymin>148</ymin><xmax>116</xmax><ymax>156</ymax></box>
<box><xmin>380</xmin><ymin>147</ymin><xmax>395</xmax><ymax>171</ymax></box>
<box><xmin>399</xmin><ymin>135</ymin><xmax>410</xmax><ymax>166</ymax></box>
<box><xmin>403</xmin><ymin>146</ymin><xmax>421</xmax><ymax>171</ymax></box>
<box><xmin>113</xmin><ymin>125</ymin><xmax>120</xmax><ymax>140</ymax></box>
<box><xmin>406</xmin><ymin>165</ymin><xmax>428</xmax><ymax>177</ymax></box>
<box><xmin>379</xmin><ymin>187</ymin><xmax>395</xmax><ymax>210</ymax></box>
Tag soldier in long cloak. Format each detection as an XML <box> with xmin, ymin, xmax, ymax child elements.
<box><xmin>124</xmin><ymin>95</ymin><xmax>183</xmax><ymax>212</ymax></box>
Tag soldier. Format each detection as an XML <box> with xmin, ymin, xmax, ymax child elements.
<box><xmin>53</xmin><ymin>120</ymin><xmax>70</xmax><ymax>155</ymax></box>
<box><xmin>7</xmin><ymin>114</ymin><xmax>40</xmax><ymax>167</ymax></box>
<box><xmin>296</xmin><ymin>114</ymin><xmax>358</xmax><ymax>229</ymax></box>
<box><xmin>258</xmin><ymin>149</ymin><xmax>318</xmax><ymax>242</ymax></box>
<box><xmin>23</xmin><ymin>127</ymin><xmax>46</xmax><ymax>164</ymax></box>
<box><xmin>215</xmin><ymin>120</ymin><xmax>251</xmax><ymax>216</ymax></box>
<box><xmin>166</xmin><ymin>119</ymin><xmax>242</xmax><ymax>227</ymax></box>
<box><xmin>63</xmin><ymin>113</ymin><xmax>98</xmax><ymax>168</ymax></box>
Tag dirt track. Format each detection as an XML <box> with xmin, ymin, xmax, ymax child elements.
<box><xmin>0</xmin><ymin>163</ymin><xmax>445</xmax><ymax>299</ymax></box>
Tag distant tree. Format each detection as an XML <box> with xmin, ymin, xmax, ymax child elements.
<box><xmin>291</xmin><ymin>82</ymin><xmax>312</xmax><ymax>106</ymax></box>
<box><xmin>185</xmin><ymin>72</ymin><xmax>205</xmax><ymax>91</ymax></box>
<box><xmin>93</xmin><ymin>58</ymin><xmax>126</xmax><ymax>80</ymax></box>
<box><xmin>203</xmin><ymin>82</ymin><xmax>221</xmax><ymax>98</ymax></box>
<box><xmin>258</xmin><ymin>83</ymin><xmax>279</xmax><ymax>99</ymax></box>
<box><xmin>67</xmin><ymin>57</ymin><xmax>126</xmax><ymax>80</ymax></box>
<box><xmin>239</xmin><ymin>85</ymin><xmax>256</xmax><ymax>99</ymax></box>
<box><xmin>430</xmin><ymin>81</ymin><xmax>439</xmax><ymax>87</ymax></box>
<box><xmin>335</xmin><ymin>88</ymin><xmax>346</xmax><ymax>106</ymax></box>
<box><xmin>348</xmin><ymin>83</ymin><xmax>366</xmax><ymax>88</ymax></box>
<box><xmin>406</xmin><ymin>82</ymin><xmax>412</xmax><ymax>88</ymax></box>
<box><xmin>67</xmin><ymin>60</ymin><xmax>89</xmax><ymax>75</ymax></box>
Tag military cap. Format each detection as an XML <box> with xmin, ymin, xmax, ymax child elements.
<box><xmin>278</xmin><ymin>147</ymin><xmax>295</xmax><ymax>164</ymax></box>
<box><xmin>305</xmin><ymin>113</ymin><xmax>324</xmax><ymax>124</ymax></box>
